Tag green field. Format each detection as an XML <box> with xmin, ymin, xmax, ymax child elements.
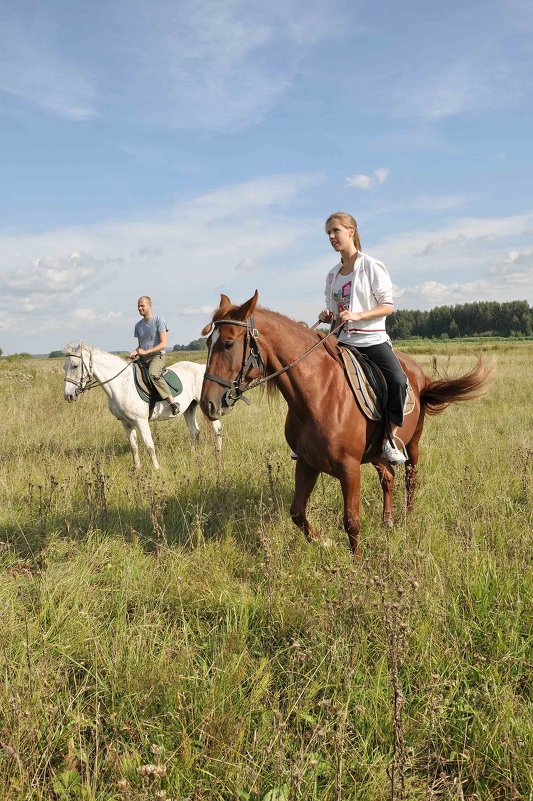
<box><xmin>0</xmin><ymin>343</ymin><xmax>532</xmax><ymax>800</ymax></box>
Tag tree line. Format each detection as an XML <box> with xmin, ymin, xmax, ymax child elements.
<box><xmin>172</xmin><ymin>337</ymin><xmax>207</xmax><ymax>351</ymax></box>
<box><xmin>387</xmin><ymin>300</ymin><xmax>532</xmax><ymax>340</ymax></box>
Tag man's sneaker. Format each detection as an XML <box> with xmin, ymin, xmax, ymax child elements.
<box><xmin>169</xmin><ymin>402</ymin><xmax>180</xmax><ymax>416</ymax></box>
<box><xmin>290</xmin><ymin>451</ymin><xmax>298</xmax><ymax>460</ymax></box>
<box><xmin>382</xmin><ymin>440</ymin><xmax>406</xmax><ymax>465</ymax></box>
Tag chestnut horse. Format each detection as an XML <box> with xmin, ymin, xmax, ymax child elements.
<box><xmin>200</xmin><ymin>291</ymin><xmax>494</xmax><ymax>555</ymax></box>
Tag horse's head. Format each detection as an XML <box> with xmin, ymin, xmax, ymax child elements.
<box><xmin>200</xmin><ymin>291</ymin><xmax>263</xmax><ymax>420</ymax></box>
<box><xmin>63</xmin><ymin>342</ymin><xmax>93</xmax><ymax>401</ymax></box>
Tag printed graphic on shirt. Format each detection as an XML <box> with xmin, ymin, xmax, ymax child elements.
<box><xmin>333</xmin><ymin>279</ymin><xmax>352</xmax><ymax>315</ymax></box>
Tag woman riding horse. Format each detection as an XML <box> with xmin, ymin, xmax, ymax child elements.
<box><xmin>320</xmin><ymin>211</ymin><xmax>407</xmax><ymax>465</ymax></box>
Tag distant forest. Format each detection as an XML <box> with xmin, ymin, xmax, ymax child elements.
<box><xmin>173</xmin><ymin>338</ymin><xmax>207</xmax><ymax>351</ymax></box>
<box><xmin>387</xmin><ymin>299</ymin><xmax>532</xmax><ymax>340</ymax></box>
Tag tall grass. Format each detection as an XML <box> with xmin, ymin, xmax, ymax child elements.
<box><xmin>0</xmin><ymin>345</ymin><xmax>531</xmax><ymax>800</ymax></box>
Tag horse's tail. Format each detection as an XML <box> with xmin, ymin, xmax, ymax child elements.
<box><xmin>421</xmin><ymin>357</ymin><xmax>496</xmax><ymax>416</ymax></box>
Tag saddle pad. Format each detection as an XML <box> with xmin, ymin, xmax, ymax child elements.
<box><xmin>403</xmin><ymin>380</ymin><xmax>416</xmax><ymax>416</ymax></box>
<box><xmin>133</xmin><ymin>363</ymin><xmax>183</xmax><ymax>403</ymax></box>
<box><xmin>339</xmin><ymin>347</ymin><xmax>383</xmax><ymax>421</ymax></box>
<box><xmin>339</xmin><ymin>347</ymin><xmax>416</xmax><ymax>421</ymax></box>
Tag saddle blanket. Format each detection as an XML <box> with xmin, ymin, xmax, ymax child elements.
<box><xmin>339</xmin><ymin>346</ymin><xmax>415</xmax><ymax>421</ymax></box>
<box><xmin>133</xmin><ymin>362</ymin><xmax>183</xmax><ymax>404</ymax></box>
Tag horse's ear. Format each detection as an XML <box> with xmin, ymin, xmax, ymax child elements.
<box><xmin>219</xmin><ymin>293</ymin><xmax>232</xmax><ymax>308</ymax></box>
<box><xmin>201</xmin><ymin>322</ymin><xmax>213</xmax><ymax>336</ymax></box>
<box><xmin>235</xmin><ymin>290</ymin><xmax>259</xmax><ymax>321</ymax></box>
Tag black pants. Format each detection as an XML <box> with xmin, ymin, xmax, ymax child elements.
<box><xmin>343</xmin><ymin>340</ymin><xmax>407</xmax><ymax>427</ymax></box>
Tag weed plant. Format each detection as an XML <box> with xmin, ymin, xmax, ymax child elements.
<box><xmin>0</xmin><ymin>346</ymin><xmax>531</xmax><ymax>800</ymax></box>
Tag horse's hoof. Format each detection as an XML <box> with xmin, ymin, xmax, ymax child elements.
<box><xmin>383</xmin><ymin>518</ymin><xmax>394</xmax><ymax>529</ymax></box>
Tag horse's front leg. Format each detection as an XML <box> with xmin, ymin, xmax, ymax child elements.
<box><xmin>373</xmin><ymin>461</ymin><xmax>395</xmax><ymax>527</ymax></box>
<box><xmin>121</xmin><ymin>421</ymin><xmax>141</xmax><ymax>470</ymax></box>
<box><xmin>339</xmin><ymin>462</ymin><xmax>362</xmax><ymax>556</ymax></box>
<box><xmin>405</xmin><ymin>415</ymin><xmax>423</xmax><ymax>512</ymax></box>
<box><xmin>183</xmin><ymin>403</ymin><xmax>200</xmax><ymax>448</ymax></box>
<box><xmin>136</xmin><ymin>419</ymin><xmax>160</xmax><ymax>470</ymax></box>
<box><xmin>290</xmin><ymin>459</ymin><xmax>320</xmax><ymax>543</ymax></box>
<box><xmin>212</xmin><ymin>420</ymin><xmax>222</xmax><ymax>455</ymax></box>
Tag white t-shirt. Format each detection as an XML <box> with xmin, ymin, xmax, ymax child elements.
<box><xmin>325</xmin><ymin>252</ymin><xmax>394</xmax><ymax>346</ymax></box>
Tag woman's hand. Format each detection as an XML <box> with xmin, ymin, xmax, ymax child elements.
<box><xmin>318</xmin><ymin>309</ymin><xmax>333</xmax><ymax>323</ymax></box>
<box><xmin>339</xmin><ymin>309</ymin><xmax>363</xmax><ymax>322</ymax></box>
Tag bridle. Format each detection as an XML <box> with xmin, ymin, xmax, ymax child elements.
<box><xmin>204</xmin><ymin>316</ymin><xmax>345</xmax><ymax>408</ymax></box>
<box><xmin>204</xmin><ymin>317</ymin><xmax>264</xmax><ymax>408</ymax></box>
<box><xmin>64</xmin><ymin>347</ymin><xmax>95</xmax><ymax>396</ymax></box>
<box><xmin>64</xmin><ymin>347</ymin><xmax>132</xmax><ymax>395</ymax></box>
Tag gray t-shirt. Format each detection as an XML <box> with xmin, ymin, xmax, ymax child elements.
<box><xmin>134</xmin><ymin>315</ymin><xmax>168</xmax><ymax>352</ymax></box>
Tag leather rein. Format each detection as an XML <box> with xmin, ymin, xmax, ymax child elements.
<box><xmin>204</xmin><ymin>317</ymin><xmax>344</xmax><ymax>408</ymax></box>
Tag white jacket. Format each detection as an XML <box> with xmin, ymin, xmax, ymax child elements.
<box><xmin>325</xmin><ymin>251</ymin><xmax>394</xmax><ymax>346</ymax></box>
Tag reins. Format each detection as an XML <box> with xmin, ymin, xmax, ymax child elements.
<box><xmin>245</xmin><ymin>321</ymin><xmax>345</xmax><ymax>392</ymax></box>
<box><xmin>205</xmin><ymin>317</ymin><xmax>345</xmax><ymax>407</ymax></box>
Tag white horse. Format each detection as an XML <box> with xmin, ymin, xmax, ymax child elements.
<box><xmin>63</xmin><ymin>342</ymin><xmax>222</xmax><ymax>469</ymax></box>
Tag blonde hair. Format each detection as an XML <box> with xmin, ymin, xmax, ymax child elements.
<box><xmin>325</xmin><ymin>212</ymin><xmax>362</xmax><ymax>252</ymax></box>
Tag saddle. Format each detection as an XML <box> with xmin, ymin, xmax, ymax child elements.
<box><xmin>339</xmin><ymin>346</ymin><xmax>386</xmax><ymax>421</ymax></box>
<box><xmin>339</xmin><ymin>346</ymin><xmax>416</xmax><ymax>463</ymax></box>
<box><xmin>339</xmin><ymin>346</ymin><xmax>415</xmax><ymax>422</ymax></box>
<box><xmin>133</xmin><ymin>361</ymin><xmax>183</xmax><ymax>419</ymax></box>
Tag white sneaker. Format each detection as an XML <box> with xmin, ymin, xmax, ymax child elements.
<box><xmin>382</xmin><ymin>440</ymin><xmax>406</xmax><ymax>465</ymax></box>
<box><xmin>290</xmin><ymin>451</ymin><xmax>298</xmax><ymax>460</ymax></box>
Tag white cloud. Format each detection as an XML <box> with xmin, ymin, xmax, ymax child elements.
<box><xmin>2</xmin><ymin>252</ymin><xmax>113</xmax><ymax>295</ymax></box>
<box><xmin>375</xmin><ymin>211</ymin><xmax>533</xmax><ymax>274</ymax></box>
<box><xmin>235</xmin><ymin>256</ymin><xmax>261</xmax><ymax>272</ymax></box>
<box><xmin>347</xmin><ymin>174</ymin><xmax>372</xmax><ymax>190</ymax></box>
<box><xmin>346</xmin><ymin>167</ymin><xmax>390</xmax><ymax>190</ymax></box>
<box><xmin>398</xmin><ymin>268</ymin><xmax>533</xmax><ymax>308</ymax></box>
<box><xmin>178</xmin><ymin>305</ymin><xmax>217</xmax><ymax>317</ymax></box>
<box><xmin>185</xmin><ymin>174</ymin><xmax>319</xmax><ymax>221</ymax></box>
<box><xmin>345</xmin><ymin>208</ymin><xmax>533</xmax><ymax>311</ymax></box>
<box><xmin>71</xmin><ymin>309</ymin><xmax>123</xmax><ymax>323</ymax></box>
<box><xmin>374</xmin><ymin>168</ymin><xmax>389</xmax><ymax>184</ymax></box>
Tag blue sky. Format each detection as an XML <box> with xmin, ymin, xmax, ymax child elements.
<box><xmin>1</xmin><ymin>0</ymin><xmax>532</xmax><ymax>354</ymax></box>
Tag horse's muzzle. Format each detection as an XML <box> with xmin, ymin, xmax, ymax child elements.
<box><xmin>204</xmin><ymin>399</ymin><xmax>222</xmax><ymax>420</ymax></box>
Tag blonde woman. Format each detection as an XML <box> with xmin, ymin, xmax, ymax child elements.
<box><xmin>319</xmin><ymin>212</ymin><xmax>407</xmax><ymax>465</ymax></box>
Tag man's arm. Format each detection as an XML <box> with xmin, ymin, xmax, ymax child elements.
<box><xmin>129</xmin><ymin>329</ymin><xmax>140</xmax><ymax>360</ymax></box>
<box><xmin>137</xmin><ymin>329</ymin><xmax>168</xmax><ymax>357</ymax></box>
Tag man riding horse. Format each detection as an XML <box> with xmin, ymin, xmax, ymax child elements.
<box><xmin>129</xmin><ymin>296</ymin><xmax>179</xmax><ymax>416</ymax></box>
